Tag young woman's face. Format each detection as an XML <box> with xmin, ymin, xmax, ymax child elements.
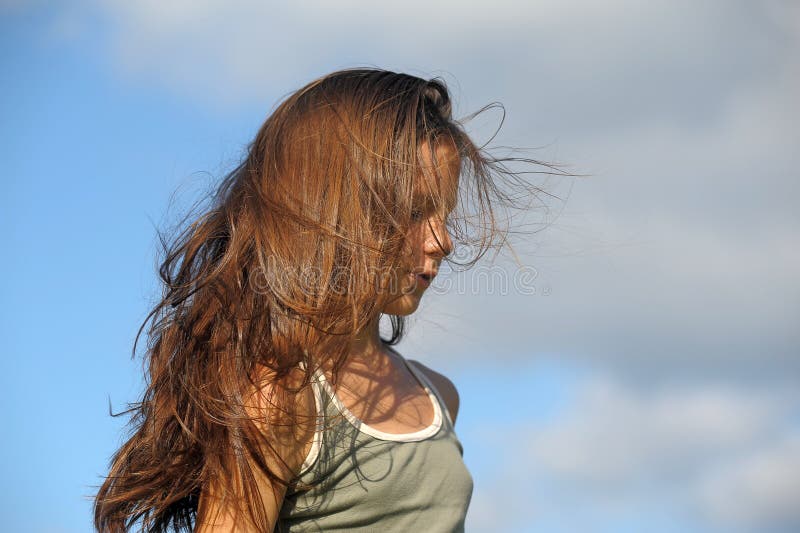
<box><xmin>382</xmin><ymin>138</ymin><xmax>460</xmax><ymax>316</ymax></box>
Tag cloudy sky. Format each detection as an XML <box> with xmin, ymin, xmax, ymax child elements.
<box><xmin>2</xmin><ymin>1</ymin><xmax>798</xmax><ymax>531</ymax></box>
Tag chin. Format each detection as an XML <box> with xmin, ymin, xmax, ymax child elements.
<box><xmin>383</xmin><ymin>293</ymin><xmax>422</xmax><ymax>316</ymax></box>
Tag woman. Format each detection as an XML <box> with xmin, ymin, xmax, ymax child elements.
<box><xmin>94</xmin><ymin>67</ymin><xmax>552</xmax><ymax>532</ymax></box>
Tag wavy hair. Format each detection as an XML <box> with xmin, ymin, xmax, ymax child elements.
<box><xmin>93</xmin><ymin>67</ymin><xmax>564</xmax><ymax>532</ymax></box>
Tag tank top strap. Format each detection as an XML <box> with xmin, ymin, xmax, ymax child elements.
<box><xmin>402</xmin><ymin>358</ymin><xmax>456</xmax><ymax>429</ymax></box>
<box><xmin>294</xmin><ymin>353</ymin><xmax>459</xmax><ymax>476</ymax></box>
<box><xmin>295</xmin><ymin>360</ymin><xmax>326</xmax><ymax>477</ymax></box>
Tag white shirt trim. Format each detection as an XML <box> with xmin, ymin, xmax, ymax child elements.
<box><xmin>297</xmin><ymin>377</ymin><xmax>325</xmax><ymax>475</ymax></box>
<box><xmin>314</xmin><ymin>355</ymin><xmax>443</xmax><ymax>443</ymax></box>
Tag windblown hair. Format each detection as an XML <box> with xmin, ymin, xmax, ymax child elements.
<box><xmin>94</xmin><ymin>67</ymin><xmax>563</xmax><ymax>532</ymax></box>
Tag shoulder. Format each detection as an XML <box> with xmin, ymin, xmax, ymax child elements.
<box><xmin>196</xmin><ymin>366</ymin><xmax>315</xmax><ymax>531</ymax></box>
<box><xmin>407</xmin><ymin>359</ymin><xmax>461</xmax><ymax>426</ymax></box>
<box><xmin>247</xmin><ymin>364</ymin><xmax>317</xmax><ymax>476</ymax></box>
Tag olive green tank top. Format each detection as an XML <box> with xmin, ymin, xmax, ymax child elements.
<box><xmin>277</xmin><ymin>356</ymin><xmax>474</xmax><ymax>532</ymax></box>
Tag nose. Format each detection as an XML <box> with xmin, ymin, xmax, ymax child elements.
<box><xmin>423</xmin><ymin>215</ymin><xmax>453</xmax><ymax>259</ymax></box>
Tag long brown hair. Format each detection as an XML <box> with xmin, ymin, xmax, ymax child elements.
<box><xmin>94</xmin><ymin>67</ymin><xmax>564</xmax><ymax>532</ymax></box>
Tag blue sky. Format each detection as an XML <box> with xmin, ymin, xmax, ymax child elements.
<box><xmin>2</xmin><ymin>2</ymin><xmax>799</xmax><ymax>532</ymax></box>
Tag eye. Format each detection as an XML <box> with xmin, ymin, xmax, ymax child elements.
<box><xmin>410</xmin><ymin>209</ymin><xmax>424</xmax><ymax>221</ymax></box>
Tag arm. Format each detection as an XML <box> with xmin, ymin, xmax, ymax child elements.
<box><xmin>408</xmin><ymin>360</ymin><xmax>460</xmax><ymax>426</ymax></box>
<box><xmin>196</xmin><ymin>367</ymin><xmax>316</xmax><ymax>532</ymax></box>
<box><xmin>196</xmin><ymin>472</ymin><xmax>288</xmax><ymax>533</ymax></box>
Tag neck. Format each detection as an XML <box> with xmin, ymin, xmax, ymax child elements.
<box><xmin>347</xmin><ymin>315</ymin><xmax>393</xmax><ymax>371</ymax></box>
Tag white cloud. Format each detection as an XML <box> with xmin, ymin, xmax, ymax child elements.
<box><xmin>526</xmin><ymin>377</ymin><xmax>790</xmax><ymax>485</ymax></box>
<box><xmin>465</xmin><ymin>373</ymin><xmax>800</xmax><ymax>532</ymax></box>
<box><xmin>69</xmin><ymin>0</ymin><xmax>797</xmax><ymax>126</ymax></box>
<box><xmin>695</xmin><ymin>434</ymin><xmax>800</xmax><ymax>532</ymax></box>
<box><xmin>407</xmin><ymin>30</ymin><xmax>800</xmax><ymax>376</ymax></box>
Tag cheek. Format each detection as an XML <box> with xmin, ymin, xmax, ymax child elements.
<box><xmin>403</xmin><ymin>227</ymin><xmax>425</xmax><ymax>257</ymax></box>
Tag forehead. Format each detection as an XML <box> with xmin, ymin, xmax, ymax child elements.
<box><xmin>414</xmin><ymin>138</ymin><xmax>461</xmax><ymax>209</ymax></box>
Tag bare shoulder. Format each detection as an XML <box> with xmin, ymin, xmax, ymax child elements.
<box><xmin>196</xmin><ymin>365</ymin><xmax>315</xmax><ymax>532</ymax></box>
<box><xmin>407</xmin><ymin>359</ymin><xmax>461</xmax><ymax>426</ymax></box>
<box><xmin>250</xmin><ymin>364</ymin><xmax>317</xmax><ymax>464</ymax></box>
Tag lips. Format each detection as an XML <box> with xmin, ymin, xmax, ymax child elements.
<box><xmin>412</xmin><ymin>269</ymin><xmax>437</xmax><ymax>288</ymax></box>
<box><xmin>414</xmin><ymin>273</ymin><xmax>431</xmax><ymax>288</ymax></box>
